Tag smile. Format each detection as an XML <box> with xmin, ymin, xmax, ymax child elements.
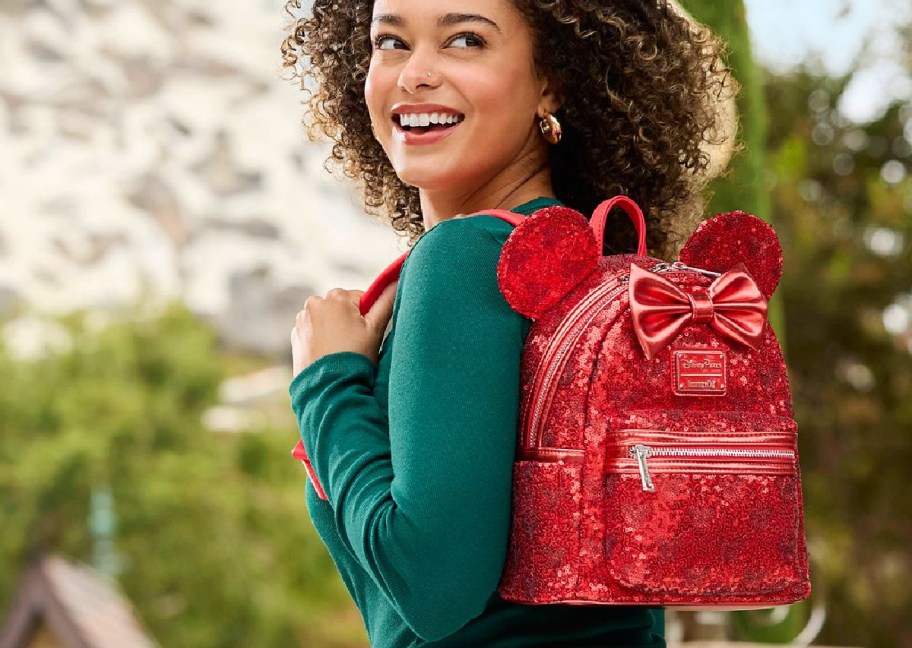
<box><xmin>390</xmin><ymin>104</ymin><xmax>465</xmax><ymax>145</ymax></box>
<box><xmin>392</xmin><ymin>112</ymin><xmax>465</xmax><ymax>142</ymax></box>
<box><xmin>396</xmin><ymin>112</ymin><xmax>464</xmax><ymax>130</ymax></box>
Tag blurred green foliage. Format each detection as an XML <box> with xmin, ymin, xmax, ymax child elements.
<box><xmin>768</xmin><ymin>68</ymin><xmax>912</xmax><ymax>647</ymax></box>
<box><xmin>0</xmin><ymin>305</ymin><xmax>367</xmax><ymax>647</ymax></box>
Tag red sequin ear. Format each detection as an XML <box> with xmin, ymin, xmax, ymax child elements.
<box><xmin>679</xmin><ymin>211</ymin><xmax>783</xmax><ymax>299</ymax></box>
<box><xmin>497</xmin><ymin>206</ymin><xmax>599</xmax><ymax>320</ymax></box>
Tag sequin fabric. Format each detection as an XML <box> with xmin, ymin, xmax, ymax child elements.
<box><xmin>497</xmin><ymin>206</ymin><xmax>600</xmax><ymax>320</ymax></box>
<box><xmin>495</xmin><ymin>206</ymin><xmax>811</xmax><ymax>608</ymax></box>
<box><xmin>679</xmin><ymin>211</ymin><xmax>783</xmax><ymax>300</ymax></box>
<box><xmin>499</xmin><ymin>460</ymin><xmax>583</xmax><ymax>602</ymax></box>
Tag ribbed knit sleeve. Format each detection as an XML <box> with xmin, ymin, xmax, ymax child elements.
<box><xmin>289</xmin><ymin>215</ymin><xmax>527</xmax><ymax>642</ymax></box>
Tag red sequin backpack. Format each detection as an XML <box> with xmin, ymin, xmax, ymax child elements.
<box><xmin>293</xmin><ymin>196</ymin><xmax>811</xmax><ymax>609</ymax></box>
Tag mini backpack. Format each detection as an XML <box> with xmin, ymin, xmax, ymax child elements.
<box><xmin>292</xmin><ymin>196</ymin><xmax>812</xmax><ymax>609</ymax></box>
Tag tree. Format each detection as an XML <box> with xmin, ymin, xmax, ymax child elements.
<box><xmin>0</xmin><ymin>306</ymin><xmax>368</xmax><ymax>647</ymax></box>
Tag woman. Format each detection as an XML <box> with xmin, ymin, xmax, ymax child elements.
<box><xmin>282</xmin><ymin>0</ymin><xmax>732</xmax><ymax>645</ymax></box>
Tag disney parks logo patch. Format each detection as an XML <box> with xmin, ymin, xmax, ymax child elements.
<box><xmin>672</xmin><ymin>349</ymin><xmax>727</xmax><ymax>396</ymax></box>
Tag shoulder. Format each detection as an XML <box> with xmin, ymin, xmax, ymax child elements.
<box><xmin>403</xmin><ymin>214</ymin><xmax>517</xmax><ymax>279</ymax></box>
<box><xmin>410</xmin><ymin>214</ymin><xmax>515</xmax><ymax>261</ymax></box>
<box><xmin>399</xmin><ymin>215</ymin><xmax>521</xmax><ymax>308</ymax></box>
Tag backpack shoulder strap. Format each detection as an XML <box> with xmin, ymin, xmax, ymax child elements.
<box><xmin>358</xmin><ymin>209</ymin><xmax>527</xmax><ymax>315</ymax></box>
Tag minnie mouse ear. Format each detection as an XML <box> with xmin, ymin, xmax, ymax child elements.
<box><xmin>679</xmin><ymin>211</ymin><xmax>783</xmax><ymax>299</ymax></box>
<box><xmin>497</xmin><ymin>206</ymin><xmax>600</xmax><ymax>320</ymax></box>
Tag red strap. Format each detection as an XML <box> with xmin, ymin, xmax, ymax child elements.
<box><xmin>359</xmin><ymin>249</ymin><xmax>410</xmax><ymax>316</ymax></box>
<box><xmin>358</xmin><ymin>209</ymin><xmax>527</xmax><ymax>315</ymax></box>
<box><xmin>291</xmin><ymin>441</ymin><xmax>328</xmax><ymax>500</ymax></box>
<box><xmin>589</xmin><ymin>195</ymin><xmax>648</xmax><ymax>257</ymax></box>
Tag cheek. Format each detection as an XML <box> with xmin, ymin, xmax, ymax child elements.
<box><xmin>462</xmin><ymin>65</ymin><xmax>539</xmax><ymax>139</ymax></box>
<box><xmin>364</xmin><ymin>64</ymin><xmax>384</xmax><ymax>127</ymax></box>
<box><xmin>365</xmin><ymin>57</ymin><xmax>403</xmax><ymax>126</ymax></box>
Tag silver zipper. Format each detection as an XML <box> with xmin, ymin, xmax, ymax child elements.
<box><xmin>525</xmin><ymin>278</ymin><xmax>628</xmax><ymax>448</ymax></box>
<box><xmin>628</xmin><ymin>444</ymin><xmax>797</xmax><ymax>493</ymax></box>
<box><xmin>631</xmin><ymin>444</ymin><xmax>656</xmax><ymax>492</ymax></box>
<box><xmin>651</xmin><ymin>260</ymin><xmax>722</xmax><ymax>278</ymax></box>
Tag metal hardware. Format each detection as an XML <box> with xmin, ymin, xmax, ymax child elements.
<box><xmin>631</xmin><ymin>444</ymin><xmax>655</xmax><ymax>492</ymax></box>
<box><xmin>627</xmin><ymin>444</ymin><xmax>796</xmax><ymax>492</ymax></box>
<box><xmin>645</xmin><ymin>447</ymin><xmax>796</xmax><ymax>460</ymax></box>
<box><xmin>650</xmin><ymin>260</ymin><xmax>722</xmax><ymax>278</ymax></box>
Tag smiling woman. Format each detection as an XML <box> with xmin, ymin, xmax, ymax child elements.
<box><xmin>280</xmin><ymin>1</ymin><xmax>732</xmax><ymax>646</ymax></box>
<box><xmin>283</xmin><ymin>0</ymin><xmax>731</xmax><ymax>254</ymax></box>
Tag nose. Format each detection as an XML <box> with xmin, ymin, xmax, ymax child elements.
<box><xmin>397</xmin><ymin>46</ymin><xmax>441</xmax><ymax>94</ymax></box>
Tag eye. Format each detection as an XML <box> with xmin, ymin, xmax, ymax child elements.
<box><xmin>373</xmin><ymin>34</ymin><xmax>407</xmax><ymax>51</ymax></box>
<box><xmin>447</xmin><ymin>32</ymin><xmax>485</xmax><ymax>49</ymax></box>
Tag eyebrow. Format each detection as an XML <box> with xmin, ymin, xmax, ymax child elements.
<box><xmin>370</xmin><ymin>13</ymin><xmax>502</xmax><ymax>33</ymax></box>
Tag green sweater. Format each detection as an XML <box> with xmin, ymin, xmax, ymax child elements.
<box><xmin>290</xmin><ymin>197</ymin><xmax>665</xmax><ymax>647</ymax></box>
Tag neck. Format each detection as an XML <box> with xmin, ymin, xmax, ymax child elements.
<box><xmin>418</xmin><ymin>148</ymin><xmax>556</xmax><ymax>230</ymax></box>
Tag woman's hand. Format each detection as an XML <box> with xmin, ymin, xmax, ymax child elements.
<box><xmin>291</xmin><ymin>282</ymin><xmax>397</xmax><ymax>378</ymax></box>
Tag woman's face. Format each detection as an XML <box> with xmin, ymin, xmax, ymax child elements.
<box><xmin>365</xmin><ymin>0</ymin><xmax>555</xmax><ymax>194</ymax></box>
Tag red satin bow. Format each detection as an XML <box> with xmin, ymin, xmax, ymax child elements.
<box><xmin>628</xmin><ymin>263</ymin><xmax>768</xmax><ymax>360</ymax></box>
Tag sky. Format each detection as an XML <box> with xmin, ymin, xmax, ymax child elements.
<box><xmin>743</xmin><ymin>0</ymin><xmax>911</xmax><ymax>122</ymax></box>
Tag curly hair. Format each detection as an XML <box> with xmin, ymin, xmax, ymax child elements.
<box><xmin>280</xmin><ymin>0</ymin><xmax>735</xmax><ymax>258</ymax></box>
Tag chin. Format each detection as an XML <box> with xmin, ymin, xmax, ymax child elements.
<box><xmin>393</xmin><ymin>161</ymin><xmax>471</xmax><ymax>192</ymax></box>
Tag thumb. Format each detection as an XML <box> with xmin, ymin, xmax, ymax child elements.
<box><xmin>364</xmin><ymin>281</ymin><xmax>397</xmax><ymax>335</ymax></box>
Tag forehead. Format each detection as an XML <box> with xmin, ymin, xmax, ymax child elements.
<box><xmin>370</xmin><ymin>0</ymin><xmax>521</xmax><ymax>25</ymax></box>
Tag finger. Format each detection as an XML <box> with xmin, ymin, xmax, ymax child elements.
<box><xmin>363</xmin><ymin>281</ymin><xmax>397</xmax><ymax>334</ymax></box>
<box><xmin>290</xmin><ymin>326</ymin><xmax>304</xmax><ymax>376</ymax></box>
<box><xmin>326</xmin><ymin>287</ymin><xmax>364</xmax><ymax>302</ymax></box>
<box><xmin>295</xmin><ymin>308</ymin><xmax>310</xmax><ymax>330</ymax></box>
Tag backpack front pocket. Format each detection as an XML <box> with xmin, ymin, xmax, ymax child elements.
<box><xmin>602</xmin><ymin>411</ymin><xmax>807</xmax><ymax>602</ymax></box>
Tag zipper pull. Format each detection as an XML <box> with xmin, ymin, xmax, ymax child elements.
<box><xmin>650</xmin><ymin>260</ymin><xmax>722</xmax><ymax>278</ymax></box>
<box><xmin>630</xmin><ymin>444</ymin><xmax>656</xmax><ymax>492</ymax></box>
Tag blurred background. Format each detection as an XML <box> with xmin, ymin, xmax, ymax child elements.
<box><xmin>0</xmin><ymin>0</ymin><xmax>909</xmax><ymax>646</ymax></box>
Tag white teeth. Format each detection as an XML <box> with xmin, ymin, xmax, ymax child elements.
<box><xmin>396</xmin><ymin>112</ymin><xmax>463</xmax><ymax>128</ymax></box>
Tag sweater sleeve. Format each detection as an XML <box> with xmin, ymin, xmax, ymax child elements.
<box><xmin>289</xmin><ymin>216</ymin><xmax>527</xmax><ymax>642</ymax></box>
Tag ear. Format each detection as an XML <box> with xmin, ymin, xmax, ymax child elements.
<box><xmin>536</xmin><ymin>70</ymin><xmax>565</xmax><ymax>115</ymax></box>
<box><xmin>497</xmin><ymin>206</ymin><xmax>599</xmax><ymax>319</ymax></box>
<box><xmin>679</xmin><ymin>211</ymin><xmax>783</xmax><ymax>299</ymax></box>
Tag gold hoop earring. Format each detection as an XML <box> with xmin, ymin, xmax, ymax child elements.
<box><xmin>538</xmin><ymin>112</ymin><xmax>562</xmax><ymax>145</ymax></box>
